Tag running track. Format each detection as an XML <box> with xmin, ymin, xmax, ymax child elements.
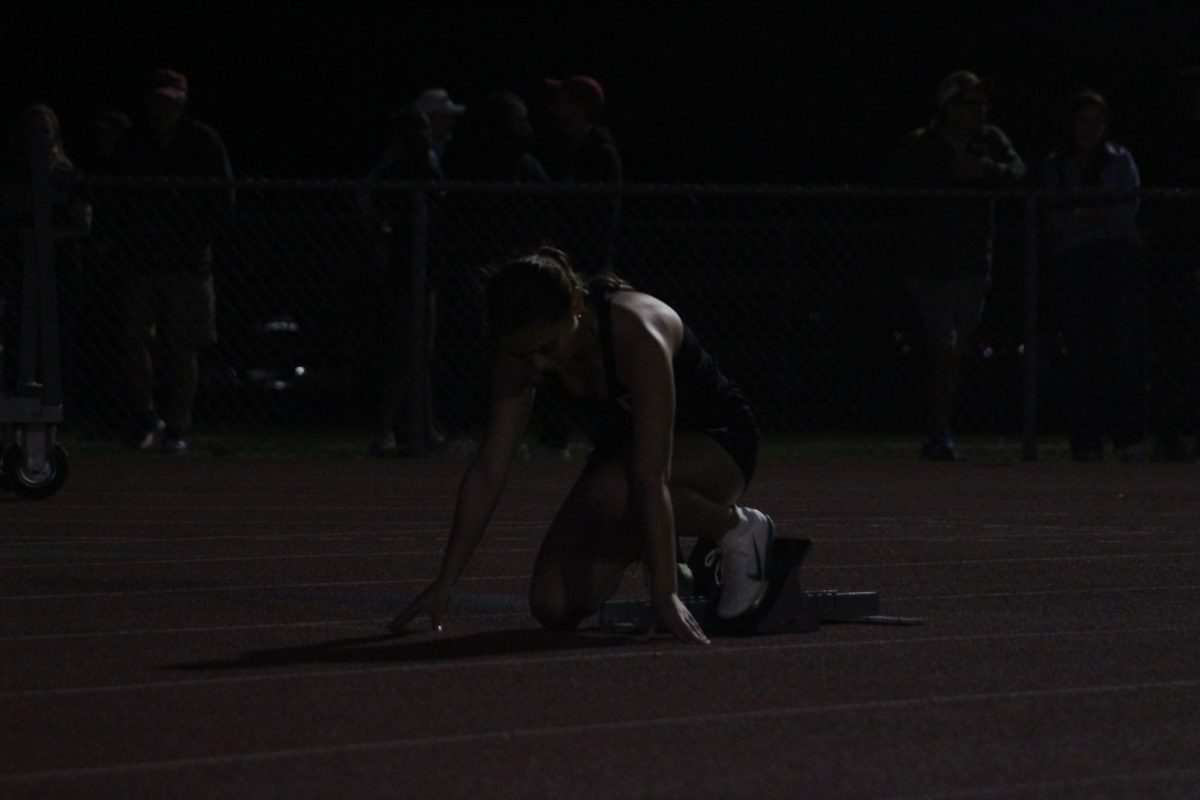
<box><xmin>2</xmin><ymin>455</ymin><xmax>1199</xmax><ymax>798</ymax></box>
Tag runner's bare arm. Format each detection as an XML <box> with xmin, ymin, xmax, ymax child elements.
<box><xmin>391</xmin><ymin>356</ymin><xmax>532</xmax><ymax>631</ymax></box>
<box><xmin>615</xmin><ymin>297</ymin><xmax>709</xmax><ymax>644</ymax></box>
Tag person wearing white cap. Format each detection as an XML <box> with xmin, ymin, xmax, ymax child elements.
<box><xmin>412</xmin><ymin>88</ymin><xmax>465</xmax><ymax>172</ymax></box>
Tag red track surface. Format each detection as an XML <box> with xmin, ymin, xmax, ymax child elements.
<box><xmin>2</xmin><ymin>455</ymin><xmax>1199</xmax><ymax>799</ymax></box>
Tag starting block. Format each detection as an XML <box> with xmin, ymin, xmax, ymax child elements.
<box><xmin>598</xmin><ymin>537</ymin><xmax>922</xmax><ymax>636</ymax></box>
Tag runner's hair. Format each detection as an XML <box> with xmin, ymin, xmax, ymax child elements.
<box><xmin>486</xmin><ymin>246</ymin><xmax>633</xmax><ymax>338</ymax></box>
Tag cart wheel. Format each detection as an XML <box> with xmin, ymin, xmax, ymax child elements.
<box><xmin>2</xmin><ymin>443</ymin><xmax>69</xmax><ymax>500</ymax></box>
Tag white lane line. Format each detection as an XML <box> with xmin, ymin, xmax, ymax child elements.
<box><xmin>895</xmin><ymin>584</ymin><xmax>1200</xmax><ymax>600</ymax></box>
<box><xmin>804</xmin><ymin>551</ymin><xmax>1200</xmax><ymax>569</ymax></box>
<box><xmin>0</xmin><ymin>615</ymin><xmax>527</xmax><ymax>643</ymax></box>
<box><xmin>0</xmin><ymin>525</ymin><xmax>534</xmax><ymax>543</ymax></box>
<box><xmin>0</xmin><ymin>619</ymin><xmax>390</xmax><ymax>642</ymax></box>
<box><xmin>0</xmin><ymin>576</ymin><xmax>527</xmax><ymax>601</ymax></box>
<box><xmin>3</xmin><ymin>677</ymin><xmax>1199</xmax><ymax>783</ymax></box>
<box><xmin>6</xmin><ymin>565</ymin><xmax>1200</xmax><ymax>603</ymax></box>
<box><xmin>1</xmin><ymin>528</ymin><xmax>1187</xmax><ymax>548</ymax></box>
<box><xmin>4</xmin><ymin>575</ymin><xmax>1195</xmax><ymax>599</ymax></box>
<box><xmin>881</xmin><ymin>767</ymin><xmax>1200</xmax><ymax>799</ymax></box>
<box><xmin>0</xmin><ymin>575</ymin><xmax>528</xmax><ymax>599</ymax></box>
<box><xmin>3</xmin><ymin>548</ymin><xmax>1191</xmax><ymax>572</ymax></box>
<box><xmin>0</xmin><ymin>549</ymin><xmax>533</xmax><ymax>570</ymax></box>
<box><xmin>2</xmin><ymin>624</ymin><xmax>1197</xmax><ymax>699</ymax></box>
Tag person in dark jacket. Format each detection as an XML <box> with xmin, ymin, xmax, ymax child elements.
<box><xmin>110</xmin><ymin>68</ymin><xmax>233</xmax><ymax>455</ymax></box>
<box><xmin>534</xmin><ymin>75</ymin><xmax>625</xmax><ymax>459</ymax></box>
<box><xmin>888</xmin><ymin>70</ymin><xmax>1025</xmax><ymax>461</ymax></box>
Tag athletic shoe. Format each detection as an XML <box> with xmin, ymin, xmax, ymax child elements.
<box><xmin>1116</xmin><ymin>443</ymin><xmax>1144</xmax><ymax>463</ymax></box>
<box><xmin>529</xmin><ymin>443</ymin><xmax>571</xmax><ymax>460</ymax></box>
<box><xmin>713</xmin><ymin>507</ymin><xmax>775</xmax><ymax>619</ymax></box>
<box><xmin>921</xmin><ymin>435</ymin><xmax>963</xmax><ymax>462</ymax></box>
<box><xmin>135</xmin><ymin>418</ymin><xmax>166</xmax><ymax>451</ymax></box>
<box><xmin>162</xmin><ymin>435</ymin><xmax>190</xmax><ymax>455</ymax></box>
<box><xmin>367</xmin><ymin>430</ymin><xmax>398</xmax><ymax>457</ymax></box>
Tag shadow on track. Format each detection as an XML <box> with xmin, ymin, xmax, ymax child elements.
<box><xmin>166</xmin><ymin>627</ymin><xmax>640</xmax><ymax>672</ymax></box>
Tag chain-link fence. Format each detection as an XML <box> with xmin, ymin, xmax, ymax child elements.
<box><xmin>3</xmin><ymin>176</ymin><xmax>1198</xmax><ymax>459</ymax></box>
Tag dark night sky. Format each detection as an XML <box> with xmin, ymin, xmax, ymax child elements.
<box><xmin>6</xmin><ymin>1</ymin><xmax>1199</xmax><ymax>183</ymax></box>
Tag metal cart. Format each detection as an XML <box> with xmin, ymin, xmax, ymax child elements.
<box><xmin>1</xmin><ymin>138</ymin><xmax>69</xmax><ymax>500</ymax></box>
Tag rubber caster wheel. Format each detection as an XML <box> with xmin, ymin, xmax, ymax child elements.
<box><xmin>2</xmin><ymin>443</ymin><xmax>69</xmax><ymax>500</ymax></box>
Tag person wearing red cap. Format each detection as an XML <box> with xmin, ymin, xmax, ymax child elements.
<box><xmin>887</xmin><ymin>70</ymin><xmax>1025</xmax><ymax>462</ymax></box>
<box><xmin>110</xmin><ymin>68</ymin><xmax>234</xmax><ymax>455</ymax></box>
<box><xmin>542</xmin><ymin>75</ymin><xmax>622</xmax><ymax>207</ymax></box>
<box><xmin>532</xmin><ymin>75</ymin><xmax>625</xmax><ymax>460</ymax></box>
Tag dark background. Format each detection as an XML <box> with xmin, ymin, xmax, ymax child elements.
<box><xmin>5</xmin><ymin>1</ymin><xmax>1199</xmax><ymax>182</ymax></box>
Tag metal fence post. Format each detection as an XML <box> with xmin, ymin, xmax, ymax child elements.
<box><xmin>407</xmin><ymin>188</ymin><xmax>429</xmax><ymax>456</ymax></box>
<box><xmin>1021</xmin><ymin>190</ymin><xmax>1039</xmax><ymax>462</ymax></box>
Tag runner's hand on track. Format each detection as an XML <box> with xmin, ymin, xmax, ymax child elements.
<box><xmin>388</xmin><ymin>580</ymin><xmax>452</xmax><ymax>634</ymax></box>
<box><xmin>649</xmin><ymin>594</ymin><xmax>711</xmax><ymax>645</ymax></box>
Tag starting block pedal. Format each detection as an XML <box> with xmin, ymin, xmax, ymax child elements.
<box><xmin>597</xmin><ymin>537</ymin><xmax>920</xmax><ymax>636</ymax></box>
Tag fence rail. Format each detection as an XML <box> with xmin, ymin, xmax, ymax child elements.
<box><xmin>2</xmin><ymin>177</ymin><xmax>1197</xmax><ymax>460</ymax></box>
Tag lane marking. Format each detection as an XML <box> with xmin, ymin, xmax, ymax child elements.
<box><xmin>880</xmin><ymin>766</ymin><xmax>1200</xmax><ymax>799</ymax></box>
<box><xmin>0</xmin><ymin>549</ymin><xmax>534</xmax><ymax>570</ymax></box>
<box><xmin>3</xmin><ymin>677</ymin><xmax>1200</xmax><ymax>782</ymax></box>
<box><xmin>0</xmin><ymin>576</ymin><xmax>527</xmax><ymax>601</ymax></box>
<box><xmin>2</xmin><ymin>624</ymin><xmax>1198</xmax><ymax>699</ymax></box>
<box><xmin>894</xmin><ymin>584</ymin><xmax>1200</xmax><ymax>600</ymax></box>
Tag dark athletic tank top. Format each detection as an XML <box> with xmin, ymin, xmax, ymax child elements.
<box><xmin>583</xmin><ymin>291</ymin><xmax>754</xmax><ymax>435</ymax></box>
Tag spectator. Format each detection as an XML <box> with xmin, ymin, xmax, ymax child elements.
<box><xmin>1145</xmin><ymin>66</ymin><xmax>1200</xmax><ymax>460</ymax></box>
<box><xmin>887</xmin><ymin>70</ymin><xmax>1025</xmax><ymax>461</ymax></box>
<box><xmin>540</xmin><ymin>74</ymin><xmax>622</xmax><ymax>273</ymax></box>
<box><xmin>110</xmin><ymin>68</ymin><xmax>234</xmax><ymax>455</ymax></box>
<box><xmin>87</xmin><ymin>110</ymin><xmax>132</xmax><ymax>174</ymax></box>
<box><xmin>357</xmin><ymin>108</ymin><xmax>443</xmax><ymax>457</ymax></box>
<box><xmin>412</xmin><ymin>88</ymin><xmax>465</xmax><ymax>173</ymax></box>
<box><xmin>532</xmin><ymin>75</ymin><xmax>624</xmax><ymax>459</ymax></box>
<box><xmin>437</xmin><ymin>89</ymin><xmax>550</xmax><ymax>443</ymax></box>
<box><xmin>443</xmin><ymin>89</ymin><xmax>549</xmax><ymax>183</ymax></box>
<box><xmin>1043</xmin><ymin>90</ymin><xmax>1146</xmax><ymax>462</ymax></box>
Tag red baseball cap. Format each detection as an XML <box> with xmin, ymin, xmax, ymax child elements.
<box><xmin>544</xmin><ymin>75</ymin><xmax>605</xmax><ymax>113</ymax></box>
<box><xmin>149</xmin><ymin>68</ymin><xmax>188</xmax><ymax>102</ymax></box>
<box><xmin>936</xmin><ymin>70</ymin><xmax>986</xmax><ymax>108</ymax></box>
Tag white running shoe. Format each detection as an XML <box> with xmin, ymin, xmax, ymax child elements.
<box><xmin>713</xmin><ymin>507</ymin><xmax>775</xmax><ymax>619</ymax></box>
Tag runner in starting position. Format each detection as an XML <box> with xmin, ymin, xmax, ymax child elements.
<box><xmin>391</xmin><ymin>247</ymin><xmax>775</xmax><ymax>644</ymax></box>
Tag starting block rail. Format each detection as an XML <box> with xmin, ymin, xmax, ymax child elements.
<box><xmin>598</xmin><ymin>537</ymin><xmax>923</xmax><ymax>636</ymax></box>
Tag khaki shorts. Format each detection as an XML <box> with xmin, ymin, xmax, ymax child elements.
<box><xmin>123</xmin><ymin>270</ymin><xmax>217</xmax><ymax>344</ymax></box>
<box><xmin>906</xmin><ymin>273</ymin><xmax>987</xmax><ymax>349</ymax></box>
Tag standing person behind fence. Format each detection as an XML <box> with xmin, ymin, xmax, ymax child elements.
<box><xmin>443</xmin><ymin>89</ymin><xmax>549</xmax><ymax>185</ymax></box>
<box><xmin>1143</xmin><ymin>66</ymin><xmax>1200</xmax><ymax>461</ymax></box>
<box><xmin>532</xmin><ymin>75</ymin><xmax>623</xmax><ymax>459</ymax></box>
<box><xmin>540</xmin><ymin>74</ymin><xmax>622</xmax><ymax>273</ymax></box>
<box><xmin>1043</xmin><ymin>91</ymin><xmax>1146</xmax><ymax>463</ymax></box>
<box><xmin>412</xmin><ymin>88</ymin><xmax>466</xmax><ymax>174</ymax></box>
<box><xmin>438</xmin><ymin>89</ymin><xmax>551</xmax><ymax>442</ymax></box>
<box><xmin>391</xmin><ymin>247</ymin><xmax>774</xmax><ymax>644</ymax></box>
<box><xmin>887</xmin><ymin>70</ymin><xmax>1025</xmax><ymax>461</ymax></box>
<box><xmin>110</xmin><ymin>68</ymin><xmax>233</xmax><ymax>455</ymax></box>
<box><xmin>358</xmin><ymin>107</ymin><xmax>444</xmax><ymax>457</ymax></box>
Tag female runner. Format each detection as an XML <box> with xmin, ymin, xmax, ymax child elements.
<box><xmin>391</xmin><ymin>247</ymin><xmax>774</xmax><ymax>644</ymax></box>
